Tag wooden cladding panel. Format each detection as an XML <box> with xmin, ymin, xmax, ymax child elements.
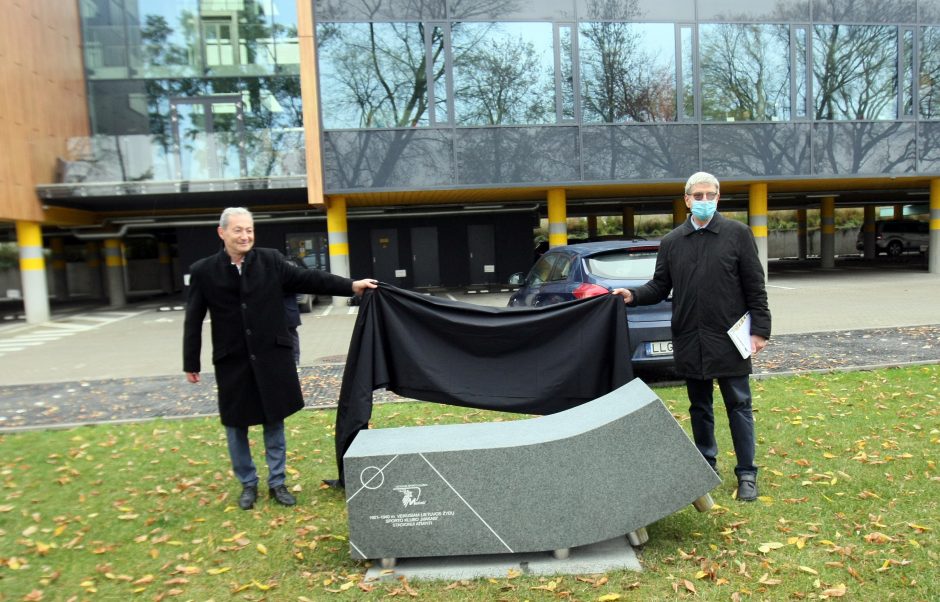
<box><xmin>0</xmin><ymin>0</ymin><xmax>89</xmax><ymax>223</ymax></box>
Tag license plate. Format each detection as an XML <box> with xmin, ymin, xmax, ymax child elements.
<box><xmin>647</xmin><ymin>340</ymin><xmax>673</xmax><ymax>356</ymax></box>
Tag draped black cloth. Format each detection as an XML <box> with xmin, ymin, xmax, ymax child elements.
<box><xmin>331</xmin><ymin>285</ymin><xmax>632</xmax><ymax>485</ymax></box>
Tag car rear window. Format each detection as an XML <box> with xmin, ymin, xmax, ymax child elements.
<box><xmin>585</xmin><ymin>251</ymin><xmax>658</xmax><ymax>279</ymax></box>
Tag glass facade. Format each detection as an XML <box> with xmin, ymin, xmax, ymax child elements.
<box><xmin>78</xmin><ymin>0</ymin><xmax>303</xmax><ymax>182</ymax></box>
<box><xmin>73</xmin><ymin>0</ymin><xmax>940</xmax><ymax>191</ymax></box>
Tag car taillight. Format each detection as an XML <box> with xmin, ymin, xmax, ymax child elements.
<box><xmin>573</xmin><ymin>283</ymin><xmax>609</xmax><ymax>299</ymax></box>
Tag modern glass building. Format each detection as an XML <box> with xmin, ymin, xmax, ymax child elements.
<box><xmin>2</xmin><ymin>0</ymin><xmax>940</xmax><ymax>320</ymax></box>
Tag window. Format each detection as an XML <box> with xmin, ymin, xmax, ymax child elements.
<box><xmin>203</xmin><ymin>17</ymin><xmax>237</xmax><ymax>66</ymax></box>
<box><xmin>527</xmin><ymin>254</ymin><xmax>559</xmax><ymax>286</ymax></box>
<box><xmin>317</xmin><ymin>22</ymin><xmax>431</xmax><ymax>128</ymax></box>
<box><xmin>586</xmin><ymin>251</ymin><xmax>657</xmax><ymax>279</ymax></box>
<box><xmin>700</xmin><ymin>24</ymin><xmax>791</xmax><ymax>121</ymax></box>
<box><xmin>579</xmin><ymin>22</ymin><xmax>677</xmax><ymax>122</ymax></box>
<box><xmin>921</xmin><ymin>27</ymin><xmax>940</xmax><ymax>119</ymax></box>
<box><xmin>452</xmin><ymin>22</ymin><xmax>555</xmax><ymax>125</ymax></box>
<box><xmin>813</xmin><ymin>25</ymin><xmax>898</xmax><ymax>120</ymax></box>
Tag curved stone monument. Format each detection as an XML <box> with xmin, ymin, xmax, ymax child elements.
<box><xmin>344</xmin><ymin>378</ymin><xmax>720</xmax><ymax>563</ymax></box>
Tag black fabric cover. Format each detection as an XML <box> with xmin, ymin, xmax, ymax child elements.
<box><xmin>332</xmin><ymin>284</ymin><xmax>633</xmax><ymax>484</ymax></box>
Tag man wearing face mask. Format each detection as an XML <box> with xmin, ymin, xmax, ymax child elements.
<box><xmin>612</xmin><ymin>172</ymin><xmax>770</xmax><ymax>502</ymax></box>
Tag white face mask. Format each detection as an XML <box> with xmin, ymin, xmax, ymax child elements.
<box><xmin>690</xmin><ymin>200</ymin><xmax>717</xmax><ymax>221</ymax></box>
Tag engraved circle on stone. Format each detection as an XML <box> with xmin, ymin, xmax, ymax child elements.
<box><xmin>360</xmin><ymin>465</ymin><xmax>385</xmax><ymax>489</ymax></box>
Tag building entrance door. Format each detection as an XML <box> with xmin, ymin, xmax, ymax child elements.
<box><xmin>170</xmin><ymin>95</ymin><xmax>246</xmax><ymax>180</ymax></box>
<box><xmin>468</xmin><ymin>224</ymin><xmax>496</xmax><ymax>284</ymax></box>
<box><xmin>410</xmin><ymin>226</ymin><xmax>440</xmax><ymax>288</ymax></box>
<box><xmin>370</xmin><ymin>228</ymin><xmax>399</xmax><ymax>283</ymax></box>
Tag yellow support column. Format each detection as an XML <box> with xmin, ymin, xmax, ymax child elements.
<box><xmin>820</xmin><ymin>197</ymin><xmax>836</xmax><ymax>269</ymax></box>
<box><xmin>15</xmin><ymin>221</ymin><xmax>50</xmax><ymax>324</ymax></box>
<box><xmin>103</xmin><ymin>238</ymin><xmax>127</xmax><ymax>307</ymax></box>
<box><xmin>930</xmin><ymin>179</ymin><xmax>940</xmax><ymax>274</ymax></box>
<box><xmin>862</xmin><ymin>205</ymin><xmax>876</xmax><ymax>259</ymax></box>
<box><xmin>326</xmin><ymin>196</ymin><xmax>351</xmax><ymax>306</ymax></box>
<box><xmin>85</xmin><ymin>241</ymin><xmax>104</xmax><ymax>299</ymax></box>
<box><xmin>797</xmin><ymin>208</ymin><xmax>807</xmax><ymax>259</ymax></box>
<box><xmin>893</xmin><ymin>203</ymin><xmax>904</xmax><ymax>220</ymax></box>
<box><xmin>673</xmin><ymin>198</ymin><xmax>686</xmax><ymax>226</ymax></box>
<box><xmin>50</xmin><ymin>237</ymin><xmax>70</xmax><ymax>300</ymax></box>
<box><xmin>748</xmin><ymin>183</ymin><xmax>768</xmax><ymax>278</ymax></box>
<box><xmin>622</xmin><ymin>206</ymin><xmax>635</xmax><ymax>239</ymax></box>
<box><xmin>547</xmin><ymin>188</ymin><xmax>568</xmax><ymax>248</ymax></box>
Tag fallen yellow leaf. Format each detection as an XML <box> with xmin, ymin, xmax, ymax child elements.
<box><xmin>758</xmin><ymin>542</ymin><xmax>785</xmax><ymax>553</ymax></box>
<box><xmin>597</xmin><ymin>594</ymin><xmax>621</xmax><ymax>601</ymax></box>
<box><xmin>798</xmin><ymin>566</ymin><xmax>819</xmax><ymax>575</ymax></box>
<box><xmin>257</xmin><ymin>543</ymin><xmax>268</xmax><ymax>555</ymax></box>
<box><xmin>821</xmin><ymin>583</ymin><xmax>848</xmax><ymax>598</ymax></box>
<box><xmin>758</xmin><ymin>573</ymin><xmax>782</xmax><ymax>585</ymax></box>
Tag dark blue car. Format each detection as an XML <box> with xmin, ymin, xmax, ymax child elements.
<box><xmin>508</xmin><ymin>240</ymin><xmax>674</xmax><ymax>370</ymax></box>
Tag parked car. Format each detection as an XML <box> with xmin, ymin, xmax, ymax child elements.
<box><xmin>288</xmin><ymin>256</ymin><xmax>316</xmax><ymax>313</ymax></box>
<box><xmin>856</xmin><ymin>219</ymin><xmax>929</xmax><ymax>256</ymax></box>
<box><xmin>507</xmin><ymin>240</ymin><xmax>673</xmax><ymax>370</ymax></box>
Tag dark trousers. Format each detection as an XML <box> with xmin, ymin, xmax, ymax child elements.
<box><xmin>686</xmin><ymin>375</ymin><xmax>757</xmax><ymax>478</ymax></box>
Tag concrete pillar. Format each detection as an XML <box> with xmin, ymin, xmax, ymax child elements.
<box><xmin>586</xmin><ymin>215</ymin><xmax>598</xmax><ymax>239</ymax></box>
<box><xmin>326</xmin><ymin>195</ymin><xmax>351</xmax><ymax>306</ymax></box>
<box><xmin>158</xmin><ymin>241</ymin><xmax>174</xmax><ymax>294</ymax></box>
<box><xmin>893</xmin><ymin>203</ymin><xmax>904</xmax><ymax>220</ymax></box>
<box><xmin>820</xmin><ymin>197</ymin><xmax>836</xmax><ymax>269</ymax></box>
<box><xmin>672</xmin><ymin>198</ymin><xmax>686</xmax><ymax>227</ymax></box>
<box><xmin>85</xmin><ymin>241</ymin><xmax>105</xmax><ymax>299</ymax></box>
<box><xmin>862</xmin><ymin>205</ymin><xmax>876</xmax><ymax>259</ymax></box>
<box><xmin>797</xmin><ymin>208</ymin><xmax>807</xmax><ymax>259</ymax></box>
<box><xmin>547</xmin><ymin>188</ymin><xmax>568</xmax><ymax>248</ymax></box>
<box><xmin>930</xmin><ymin>179</ymin><xmax>940</xmax><ymax>274</ymax></box>
<box><xmin>50</xmin><ymin>237</ymin><xmax>69</xmax><ymax>300</ymax></box>
<box><xmin>103</xmin><ymin>238</ymin><xmax>127</xmax><ymax>307</ymax></box>
<box><xmin>15</xmin><ymin>221</ymin><xmax>50</xmax><ymax>323</ymax></box>
<box><xmin>622</xmin><ymin>206</ymin><xmax>635</xmax><ymax>239</ymax></box>
<box><xmin>748</xmin><ymin>183</ymin><xmax>769</xmax><ymax>278</ymax></box>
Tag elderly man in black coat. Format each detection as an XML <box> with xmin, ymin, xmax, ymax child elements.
<box><xmin>614</xmin><ymin>172</ymin><xmax>771</xmax><ymax>502</ymax></box>
<box><xmin>184</xmin><ymin>207</ymin><xmax>376</xmax><ymax>510</ymax></box>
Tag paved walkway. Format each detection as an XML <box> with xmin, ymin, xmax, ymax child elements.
<box><xmin>1</xmin><ymin>256</ymin><xmax>938</xmax><ymax>431</ymax></box>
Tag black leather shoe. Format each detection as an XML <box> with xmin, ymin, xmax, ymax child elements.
<box><xmin>238</xmin><ymin>485</ymin><xmax>258</xmax><ymax>510</ymax></box>
<box><xmin>269</xmin><ymin>485</ymin><xmax>296</xmax><ymax>506</ymax></box>
<box><xmin>737</xmin><ymin>477</ymin><xmax>758</xmax><ymax>502</ymax></box>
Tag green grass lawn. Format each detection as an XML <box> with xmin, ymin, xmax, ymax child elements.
<box><xmin>1</xmin><ymin>366</ymin><xmax>937</xmax><ymax>601</ymax></box>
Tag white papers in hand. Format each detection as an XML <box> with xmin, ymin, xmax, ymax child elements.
<box><xmin>728</xmin><ymin>312</ymin><xmax>752</xmax><ymax>359</ymax></box>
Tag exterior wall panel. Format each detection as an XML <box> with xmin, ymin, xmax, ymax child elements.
<box><xmin>812</xmin><ymin>122</ymin><xmax>916</xmax><ymax>175</ymax></box>
<box><xmin>0</xmin><ymin>0</ymin><xmax>89</xmax><ymax>222</ymax></box>
<box><xmin>456</xmin><ymin>126</ymin><xmax>579</xmax><ymax>185</ymax></box>
<box><xmin>322</xmin><ymin>129</ymin><xmax>455</xmax><ymax>190</ymax></box>
<box><xmin>701</xmin><ymin>123</ymin><xmax>811</xmax><ymax>177</ymax></box>
<box><xmin>581</xmin><ymin>124</ymin><xmax>698</xmax><ymax>181</ymax></box>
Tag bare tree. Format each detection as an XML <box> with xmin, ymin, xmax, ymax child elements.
<box><xmin>452</xmin><ymin>24</ymin><xmax>553</xmax><ymax>125</ymax></box>
<box><xmin>700</xmin><ymin>24</ymin><xmax>791</xmax><ymax>121</ymax></box>
<box><xmin>813</xmin><ymin>24</ymin><xmax>897</xmax><ymax>121</ymax></box>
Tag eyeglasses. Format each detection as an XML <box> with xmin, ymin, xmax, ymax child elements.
<box><xmin>688</xmin><ymin>191</ymin><xmax>718</xmax><ymax>200</ymax></box>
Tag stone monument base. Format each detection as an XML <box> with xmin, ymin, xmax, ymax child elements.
<box><xmin>344</xmin><ymin>378</ymin><xmax>720</xmax><ymax>562</ymax></box>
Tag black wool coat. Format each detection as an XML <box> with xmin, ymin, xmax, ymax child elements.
<box><xmin>183</xmin><ymin>247</ymin><xmax>354</xmax><ymax>427</ymax></box>
<box><xmin>631</xmin><ymin>213</ymin><xmax>771</xmax><ymax>379</ymax></box>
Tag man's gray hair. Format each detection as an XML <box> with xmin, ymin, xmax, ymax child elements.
<box><xmin>684</xmin><ymin>172</ymin><xmax>720</xmax><ymax>195</ymax></box>
<box><xmin>219</xmin><ymin>207</ymin><xmax>253</xmax><ymax>229</ymax></box>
